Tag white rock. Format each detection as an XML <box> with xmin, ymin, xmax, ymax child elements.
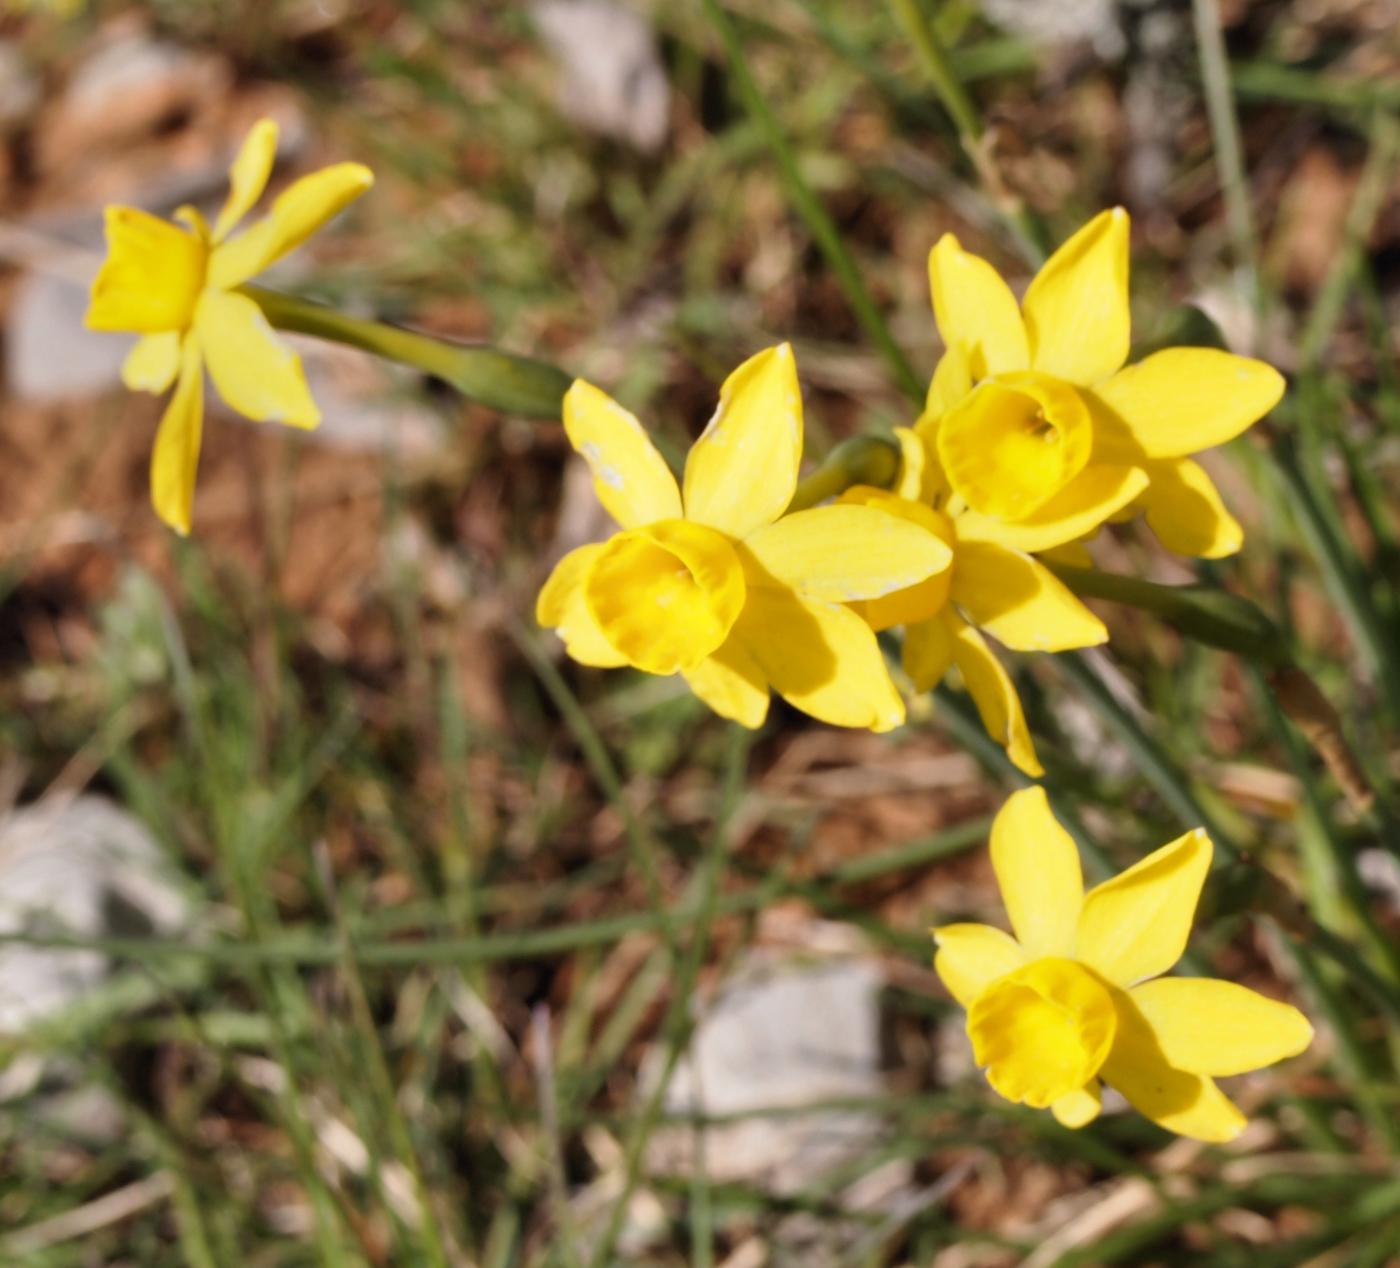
<box><xmin>6</xmin><ymin>271</ymin><xmax>133</xmax><ymax>401</ymax></box>
<box><xmin>531</xmin><ymin>0</ymin><xmax>670</xmax><ymax>152</ymax></box>
<box><xmin>643</xmin><ymin>944</ymin><xmax>896</xmax><ymax>1195</ymax></box>
<box><xmin>0</xmin><ymin>795</ymin><xmax>192</xmax><ymax>1033</ymax></box>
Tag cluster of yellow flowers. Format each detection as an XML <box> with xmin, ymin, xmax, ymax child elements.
<box><xmin>543</xmin><ymin>209</ymin><xmax>1284</xmax><ymax>773</ymax></box>
<box><xmin>86</xmin><ymin>119</ymin><xmax>1311</xmax><ymax>1141</ymax></box>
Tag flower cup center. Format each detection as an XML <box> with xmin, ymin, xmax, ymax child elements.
<box><xmin>936</xmin><ymin>371</ymin><xmax>1093</xmax><ymax>521</ymax></box>
<box><xmin>584</xmin><ymin>519</ymin><xmax>746</xmax><ymax>676</ymax></box>
<box><xmin>967</xmin><ymin>957</ymin><xmax>1117</xmax><ymax>1109</ymax></box>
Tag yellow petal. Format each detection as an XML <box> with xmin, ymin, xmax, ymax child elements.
<box><xmin>586</xmin><ymin>520</ymin><xmax>746</xmax><ymax>675</ymax></box>
<box><xmin>932</xmin><ymin>922</ymin><xmax>1026</xmax><ymax>1008</ymax></box>
<box><xmin>927</xmin><ymin>234</ymin><xmax>1028</xmax><ymax>378</ymax></box>
<box><xmin>924</xmin><ymin>341</ymin><xmax>975</xmax><ymax>419</ymax></box>
<box><xmin>562</xmin><ymin>380</ymin><xmax>682</xmax><ymax>529</ymax></box>
<box><xmin>948</xmin><ymin>613</ymin><xmax>1043</xmax><ymax>776</ymax></box>
<box><xmin>149</xmin><ymin>337</ymin><xmax>205</xmax><ymax>536</ymax></box>
<box><xmin>213</xmin><ymin>117</ymin><xmax>279</xmax><ymax>242</ymax></box>
<box><xmin>537</xmin><ymin>543</ymin><xmax>627</xmax><ymax>668</ymax></box>
<box><xmin>1089</xmin><ymin>349</ymin><xmax>1285</xmax><ymax>459</ymax></box>
<box><xmin>736</xmin><ymin>582</ymin><xmax>904</xmax><ymax>731</ymax></box>
<box><xmin>892</xmin><ymin>425</ymin><xmax>929</xmax><ymax>501</ymax></box>
<box><xmin>902</xmin><ymin>612</ymin><xmax>955</xmax><ymax>691</ymax></box>
<box><xmin>683</xmin><ymin>636</ymin><xmax>770</xmax><ymax>728</ymax></box>
<box><xmin>208</xmin><ymin>162</ymin><xmax>374</xmax><ymax>289</ymax></box>
<box><xmin>834</xmin><ymin>489</ymin><xmax>954</xmax><ymax>630</ymax></box>
<box><xmin>951</xmin><ymin>541</ymin><xmax>1107</xmax><ymax>652</ymax></box>
<box><xmin>121</xmin><ymin>332</ymin><xmax>181</xmax><ymax>393</ymax></box>
<box><xmin>937</xmin><ymin>373</ymin><xmax>1094</xmax><ymax>520</ymax></box>
<box><xmin>1052</xmin><ymin>1082</ymin><xmax>1102</xmax><ymax>1129</ymax></box>
<box><xmin>194</xmin><ymin>290</ymin><xmax>319</xmax><ymax>427</ymax></box>
<box><xmin>1022</xmin><ymin>207</ymin><xmax>1131</xmax><ymax>386</ymax></box>
<box><xmin>953</xmin><ymin>464</ymin><xmax>1148</xmax><ymax>553</ymax></box>
<box><xmin>1102</xmin><ymin>990</ymin><xmax>1247</xmax><ymax>1142</ymax></box>
<box><xmin>1127</xmin><ymin>978</ymin><xmax>1313</xmax><ymax>1077</ymax></box>
<box><xmin>1077</xmin><ymin>828</ymin><xmax>1212</xmax><ymax>988</ymax></box>
<box><xmin>86</xmin><ymin>207</ymin><xmax>207</xmax><ymax>334</ymax></box>
<box><xmin>990</xmin><ymin>787</ymin><xmax>1083</xmax><ymax>958</ymax></box>
<box><xmin>1140</xmin><ymin>458</ymin><xmax>1243</xmax><ymax>558</ymax></box>
<box><xmin>743</xmin><ymin>503</ymin><xmax>952</xmax><ymax>603</ymax></box>
<box><xmin>682</xmin><ymin>343</ymin><xmax>802</xmax><ymax>539</ymax></box>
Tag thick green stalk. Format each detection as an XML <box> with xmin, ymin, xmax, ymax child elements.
<box><xmin>244</xmin><ymin>286</ymin><xmax>572</xmax><ymax>418</ymax></box>
<box><xmin>787</xmin><ymin>434</ymin><xmax>901</xmax><ymax>511</ymax></box>
<box><xmin>702</xmin><ymin>0</ymin><xmax>925</xmax><ymax>404</ymax></box>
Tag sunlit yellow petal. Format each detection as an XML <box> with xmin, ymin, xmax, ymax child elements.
<box><xmin>737</xmin><ymin>582</ymin><xmax>904</xmax><ymax>731</ymax></box>
<box><xmin>1022</xmin><ymin>208</ymin><xmax>1130</xmax><ymax>385</ymax></box>
<box><xmin>121</xmin><ymin>332</ymin><xmax>181</xmax><ymax>393</ymax></box>
<box><xmin>1140</xmin><ymin>458</ymin><xmax>1243</xmax><ymax>558</ymax></box>
<box><xmin>923</xmin><ymin>341</ymin><xmax>975</xmax><ymax>419</ymax></box>
<box><xmin>562</xmin><ymin>380</ymin><xmax>682</xmax><ymax>529</ymax></box>
<box><xmin>744</xmin><ymin>503</ymin><xmax>951</xmax><ymax>603</ymax></box>
<box><xmin>951</xmin><ymin>541</ymin><xmax>1106</xmax><ymax>652</ymax></box>
<box><xmin>194</xmin><ymin>290</ymin><xmax>319</xmax><ymax>428</ymax></box>
<box><xmin>990</xmin><ymin>787</ymin><xmax>1083</xmax><ymax>957</ymax></box>
<box><xmin>948</xmin><ymin>613</ymin><xmax>1043</xmax><ymax>776</ymax></box>
<box><xmin>86</xmin><ymin>207</ymin><xmax>207</xmax><ymax>333</ymax></box>
<box><xmin>683</xmin><ymin>636</ymin><xmax>770</xmax><ymax>729</ymax></box>
<box><xmin>953</xmin><ymin>465</ymin><xmax>1148</xmax><ymax>553</ymax></box>
<box><xmin>892</xmin><ymin>426</ymin><xmax>928</xmax><ymax>501</ymax></box>
<box><xmin>682</xmin><ymin>343</ymin><xmax>802</xmax><ymax>539</ymax></box>
<box><xmin>1102</xmin><ymin>990</ymin><xmax>1246</xmax><ymax>1142</ymax></box>
<box><xmin>932</xmin><ymin>922</ymin><xmax>1026</xmax><ymax>1008</ymax></box>
<box><xmin>1127</xmin><ymin>978</ymin><xmax>1313</xmax><ymax>1077</ymax></box>
<box><xmin>1077</xmin><ymin>828</ymin><xmax>1212</xmax><ymax>987</ymax></box>
<box><xmin>537</xmin><ymin>543</ymin><xmax>627</xmax><ymax>668</ymax></box>
<box><xmin>1052</xmin><ymin>1082</ymin><xmax>1102</xmax><ymax>1128</ymax></box>
<box><xmin>208</xmin><ymin>162</ymin><xmax>374</xmax><ymax>289</ymax></box>
<box><xmin>902</xmin><ymin>612</ymin><xmax>955</xmax><ymax>691</ymax></box>
<box><xmin>149</xmin><ymin>337</ymin><xmax>205</xmax><ymax>536</ymax></box>
<box><xmin>213</xmin><ymin>117</ymin><xmax>279</xmax><ymax>242</ymax></box>
<box><xmin>927</xmin><ymin>234</ymin><xmax>1028</xmax><ymax>378</ymax></box>
<box><xmin>1089</xmin><ymin>349</ymin><xmax>1285</xmax><ymax>459</ymax></box>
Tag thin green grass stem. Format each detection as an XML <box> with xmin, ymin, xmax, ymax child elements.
<box><xmin>703</xmin><ymin>0</ymin><xmax>924</xmax><ymax>404</ymax></box>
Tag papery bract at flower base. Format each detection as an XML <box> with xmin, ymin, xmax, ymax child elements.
<box><xmin>921</xmin><ymin>208</ymin><xmax>1285</xmax><ymax>558</ymax></box>
<box><xmin>933</xmin><ymin>788</ymin><xmax>1313</xmax><ymax>1140</ymax></box>
<box><xmin>85</xmin><ymin>118</ymin><xmax>374</xmax><ymax>534</ymax></box>
<box><xmin>537</xmin><ymin>344</ymin><xmax>955</xmax><ymax>732</ymax></box>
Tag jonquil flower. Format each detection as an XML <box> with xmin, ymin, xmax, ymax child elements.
<box><xmin>85</xmin><ymin>118</ymin><xmax>373</xmax><ymax>534</ymax></box>
<box><xmin>538</xmin><ymin>344</ymin><xmax>954</xmax><ymax>731</ymax></box>
<box><xmin>934</xmin><ymin>788</ymin><xmax>1313</xmax><ymax>1141</ymax></box>
<box><xmin>922</xmin><ymin>208</ymin><xmax>1285</xmax><ymax>558</ymax></box>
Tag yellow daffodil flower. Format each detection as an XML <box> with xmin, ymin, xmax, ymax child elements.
<box><xmin>934</xmin><ymin>788</ymin><xmax>1313</xmax><ymax>1141</ymax></box>
<box><xmin>921</xmin><ymin>208</ymin><xmax>1285</xmax><ymax>558</ymax></box>
<box><xmin>85</xmin><ymin>118</ymin><xmax>374</xmax><ymax>534</ymax></box>
<box><xmin>837</xmin><ymin>427</ymin><xmax>1108</xmax><ymax>775</ymax></box>
<box><xmin>538</xmin><ymin>344</ymin><xmax>954</xmax><ymax>731</ymax></box>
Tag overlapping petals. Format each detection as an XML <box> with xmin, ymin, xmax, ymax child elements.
<box><xmin>933</xmin><ymin>789</ymin><xmax>1313</xmax><ymax>1141</ymax></box>
<box><xmin>920</xmin><ymin>208</ymin><xmax>1283</xmax><ymax>558</ymax></box>
<box><xmin>85</xmin><ymin>117</ymin><xmax>373</xmax><ymax>533</ymax></box>
<box><xmin>538</xmin><ymin>345</ymin><xmax>953</xmax><ymax>732</ymax></box>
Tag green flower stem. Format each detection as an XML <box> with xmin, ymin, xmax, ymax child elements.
<box><xmin>1043</xmin><ymin>562</ymin><xmax>1290</xmax><ymax>665</ymax></box>
<box><xmin>244</xmin><ymin>285</ymin><xmax>573</xmax><ymax>419</ymax></box>
<box><xmin>702</xmin><ymin>0</ymin><xmax>925</xmax><ymax>405</ymax></box>
<box><xmin>787</xmin><ymin>434</ymin><xmax>901</xmax><ymax>512</ymax></box>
